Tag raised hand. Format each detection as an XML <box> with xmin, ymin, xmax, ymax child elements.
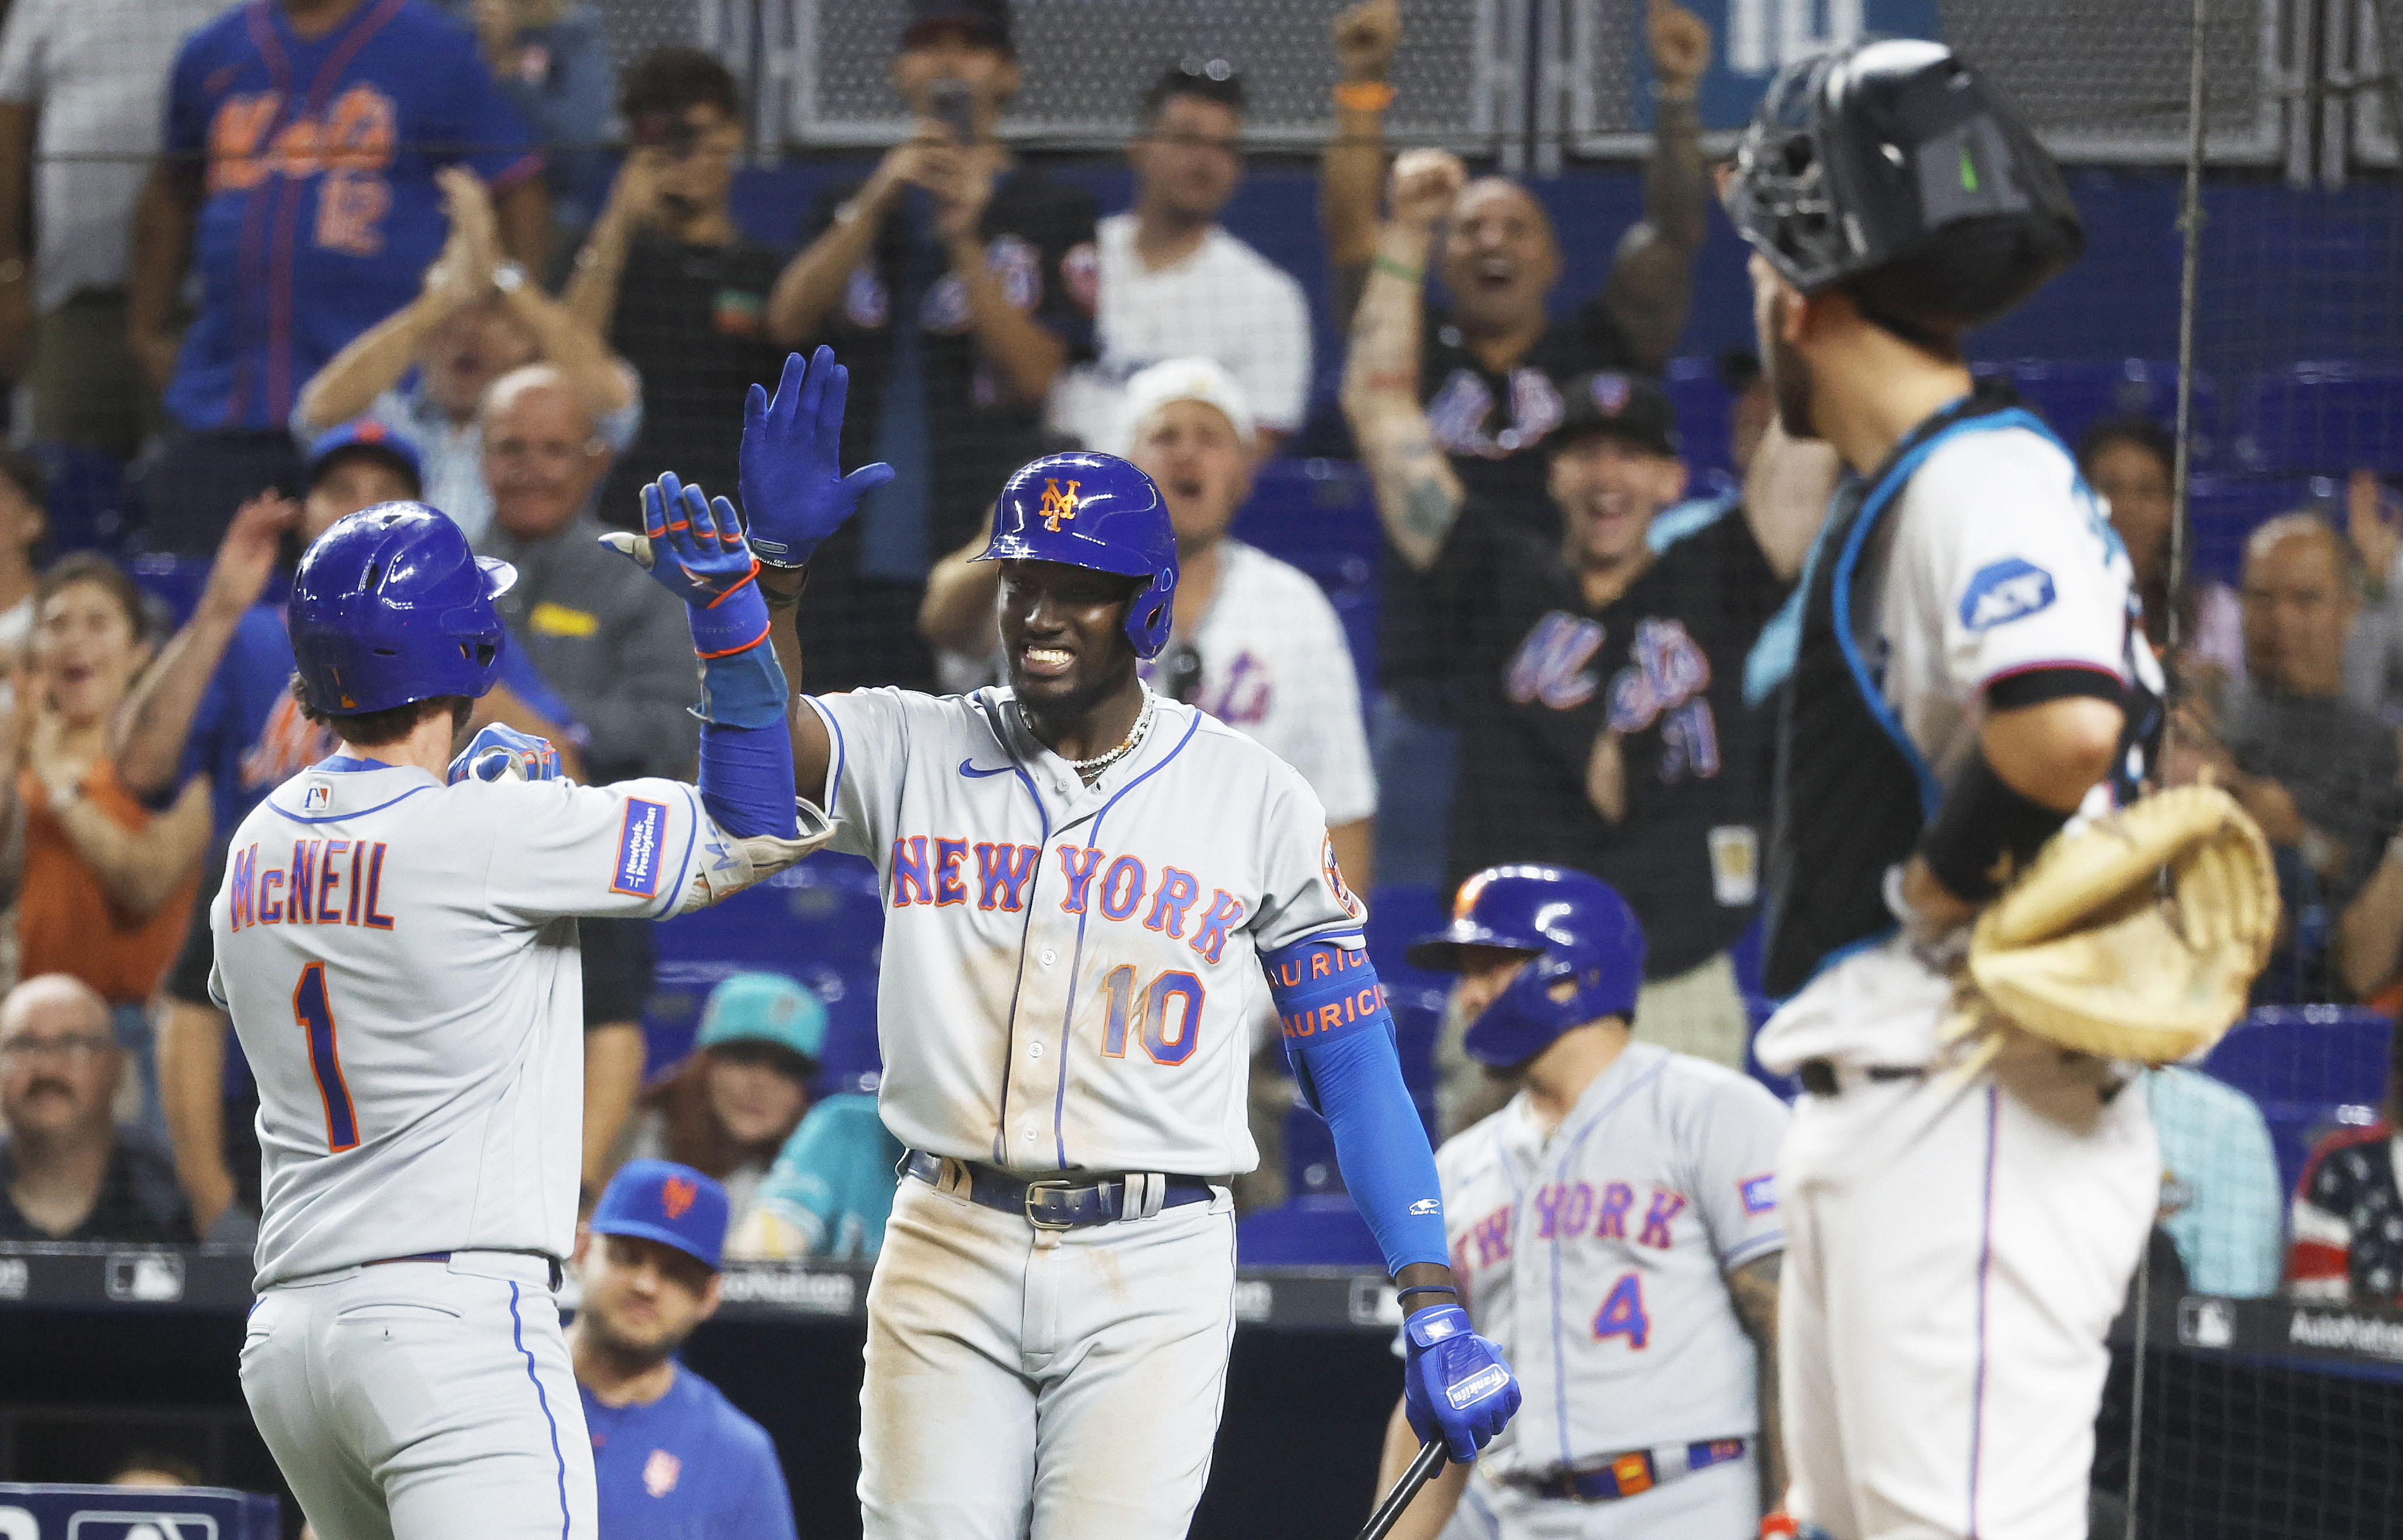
<box><xmin>738</xmin><ymin>346</ymin><xmax>896</xmax><ymax>569</ymax></box>
<box><xmin>447</xmin><ymin>723</ymin><xmax>562</xmax><ymax>785</ymax></box>
<box><xmin>1389</xmin><ymin>148</ymin><xmax>1468</xmax><ymax>234</ymax></box>
<box><xmin>600</xmin><ymin>472</ymin><xmax>771</xmax><ymax>658</ymax></box>
<box><xmin>1333</xmin><ymin>0</ymin><xmax>1402</xmax><ymax>83</ymax></box>
<box><xmin>1648</xmin><ymin>0</ymin><xmax>1713</xmax><ymax>94</ymax></box>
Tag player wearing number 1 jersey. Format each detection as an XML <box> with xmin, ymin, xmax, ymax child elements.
<box><xmin>740</xmin><ymin>346</ymin><xmax>1520</xmax><ymax>1539</ymax></box>
<box><xmin>1373</xmin><ymin>866</ymin><xmax>1789</xmax><ymax>1540</ymax></box>
<box><xmin>214</xmin><ymin>489</ymin><xmax>825</xmax><ymax>1539</ymax></box>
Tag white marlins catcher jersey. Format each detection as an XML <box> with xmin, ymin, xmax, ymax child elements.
<box><xmin>1438</xmin><ymin>1043</ymin><xmax>1789</xmax><ymax>1474</ymax></box>
<box><xmin>805</xmin><ymin>686</ymin><xmax>1361</xmax><ymax>1176</ymax></box>
<box><xmin>211</xmin><ymin>757</ymin><xmax>712</xmax><ymax>1287</ymax></box>
<box><xmin>1757</xmin><ymin>423</ymin><xmax>2162</xmax><ymax>1072</ymax></box>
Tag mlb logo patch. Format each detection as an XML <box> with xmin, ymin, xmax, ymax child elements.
<box><xmin>612</xmin><ymin>799</ymin><xmax>668</xmax><ymax>897</ymax></box>
<box><xmin>1739</xmin><ymin>1173</ymin><xmax>1777</xmax><ymax>1216</ymax></box>
<box><xmin>304</xmin><ymin>784</ymin><xmax>331</xmax><ymax>811</ymax></box>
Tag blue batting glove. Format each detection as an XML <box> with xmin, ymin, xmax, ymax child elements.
<box><xmin>1401</xmin><ymin>1304</ymin><xmax>1521</xmax><ymax>1463</ymax></box>
<box><xmin>599</xmin><ymin>473</ymin><xmax>771</xmax><ymax>658</ymax></box>
<box><xmin>447</xmin><ymin>724</ymin><xmax>562</xmax><ymax>786</ymax></box>
<box><xmin>739</xmin><ymin>346</ymin><xmax>895</xmax><ymax>568</ymax></box>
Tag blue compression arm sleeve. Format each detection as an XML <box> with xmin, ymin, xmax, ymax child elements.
<box><xmin>1264</xmin><ymin>937</ymin><xmax>1449</xmax><ymax>1273</ymax></box>
<box><xmin>693</xmin><ymin>642</ymin><xmax>798</xmax><ymax>839</ymax></box>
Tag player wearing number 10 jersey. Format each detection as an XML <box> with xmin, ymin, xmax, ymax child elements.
<box><xmin>743</xmin><ymin>347</ymin><xmax>1519</xmax><ymax>1539</ymax></box>
<box><xmin>213</xmin><ymin>491</ymin><xmax>824</xmax><ymax>1539</ymax></box>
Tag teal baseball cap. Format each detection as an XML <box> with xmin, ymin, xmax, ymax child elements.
<box><xmin>696</xmin><ymin>971</ymin><xmax>827</xmax><ymax>1064</ymax></box>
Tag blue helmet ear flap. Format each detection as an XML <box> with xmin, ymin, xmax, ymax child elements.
<box><xmin>1125</xmin><ymin>570</ymin><xmax>1176</xmax><ymax>658</ymax></box>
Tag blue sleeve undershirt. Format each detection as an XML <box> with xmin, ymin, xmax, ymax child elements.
<box><xmin>1263</xmin><ymin>936</ymin><xmax>1449</xmax><ymax>1274</ymax></box>
<box><xmin>692</xmin><ymin>640</ymin><xmax>796</xmax><ymax>840</ymax></box>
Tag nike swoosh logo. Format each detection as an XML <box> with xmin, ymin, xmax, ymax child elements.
<box><xmin>958</xmin><ymin>759</ymin><xmax>1013</xmax><ymax>778</ymax></box>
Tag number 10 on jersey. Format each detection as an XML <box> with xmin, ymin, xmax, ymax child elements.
<box><xmin>293</xmin><ymin>963</ymin><xmax>361</xmax><ymax>1152</ymax></box>
<box><xmin>1098</xmin><ymin>966</ymin><xmax>1206</xmax><ymax>1066</ymax></box>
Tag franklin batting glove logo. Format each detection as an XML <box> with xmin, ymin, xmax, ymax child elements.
<box><xmin>1447</xmin><ymin>1364</ymin><xmax>1509</xmax><ymax>1409</ymax></box>
<box><xmin>1409</xmin><ymin>1198</ymin><xmax>1441</xmax><ymax>1216</ymax></box>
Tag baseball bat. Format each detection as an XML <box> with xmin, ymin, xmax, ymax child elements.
<box><xmin>1354</xmin><ymin>1439</ymin><xmax>1448</xmax><ymax>1540</ymax></box>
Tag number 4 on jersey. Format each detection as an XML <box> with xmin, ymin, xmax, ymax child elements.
<box><xmin>293</xmin><ymin>963</ymin><xmax>361</xmax><ymax>1152</ymax></box>
<box><xmin>1593</xmin><ymin>1272</ymin><xmax>1650</xmax><ymax>1350</ymax></box>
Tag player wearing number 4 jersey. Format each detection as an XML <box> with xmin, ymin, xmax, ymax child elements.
<box><xmin>214</xmin><ymin>489</ymin><xmax>828</xmax><ymax>1540</ymax></box>
<box><xmin>740</xmin><ymin>346</ymin><xmax>1521</xmax><ymax>1539</ymax></box>
<box><xmin>1371</xmin><ymin>867</ymin><xmax>1790</xmax><ymax>1540</ymax></box>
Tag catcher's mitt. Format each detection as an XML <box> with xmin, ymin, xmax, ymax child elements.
<box><xmin>1962</xmin><ymin>784</ymin><xmax>2279</xmax><ymax>1064</ymax></box>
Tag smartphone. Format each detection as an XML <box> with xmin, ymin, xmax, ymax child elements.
<box><xmin>930</xmin><ymin>79</ymin><xmax>977</xmax><ymax>144</ymax></box>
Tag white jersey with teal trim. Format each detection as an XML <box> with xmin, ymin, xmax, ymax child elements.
<box><xmin>803</xmin><ymin>686</ymin><xmax>1364</xmax><ymax>1176</ymax></box>
<box><xmin>211</xmin><ymin>757</ymin><xmax>713</xmax><ymax>1288</ymax></box>
<box><xmin>1435</xmin><ymin>1042</ymin><xmax>1789</xmax><ymax>1474</ymax></box>
<box><xmin>1756</xmin><ymin>423</ymin><xmax>2161</xmax><ymax>1073</ymax></box>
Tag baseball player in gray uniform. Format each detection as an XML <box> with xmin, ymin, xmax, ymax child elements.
<box><xmin>1371</xmin><ymin>865</ymin><xmax>1789</xmax><ymax>1539</ymax></box>
<box><xmin>737</xmin><ymin>346</ymin><xmax>1521</xmax><ymax>1539</ymax></box>
<box><xmin>1725</xmin><ymin>42</ymin><xmax>2164</xmax><ymax>1540</ymax></box>
<box><xmin>215</xmin><ymin>487</ymin><xmax>827</xmax><ymax>1539</ymax></box>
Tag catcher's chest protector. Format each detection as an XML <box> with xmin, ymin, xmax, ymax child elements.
<box><xmin>1763</xmin><ymin>395</ymin><xmax>2047</xmax><ymax>996</ymax></box>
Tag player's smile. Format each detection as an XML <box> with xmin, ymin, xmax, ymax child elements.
<box><xmin>995</xmin><ymin>559</ymin><xmax>1142</xmax><ymax>714</ymax></box>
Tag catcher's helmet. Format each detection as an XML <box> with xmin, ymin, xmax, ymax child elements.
<box><xmin>289</xmin><ymin>502</ymin><xmax>515</xmax><ymax>715</ymax></box>
<box><xmin>1408</xmin><ymin>865</ymin><xmax>1645</xmax><ymax>1067</ymax></box>
<box><xmin>1724</xmin><ymin>38</ymin><xmax>2082</xmax><ymax>320</ymax></box>
<box><xmin>975</xmin><ymin>452</ymin><xmax>1178</xmax><ymax>659</ymax></box>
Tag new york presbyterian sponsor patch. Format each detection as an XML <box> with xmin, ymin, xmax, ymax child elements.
<box><xmin>1739</xmin><ymin>1172</ymin><xmax>1777</xmax><ymax>1216</ymax></box>
<box><xmin>1958</xmin><ymin>556</ymin><xmax>2057</xmax><ymax>631</ymax></box>
<box><xmin>612</xmin><ymin>798</ymin><xmax>668</xmax><ymax>897</ymax></box>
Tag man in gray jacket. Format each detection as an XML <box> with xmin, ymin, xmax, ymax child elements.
<box><xmin>476</xmin><ymin>363</ymin><xmax>696</xmax><ymax>1206</ymax></box>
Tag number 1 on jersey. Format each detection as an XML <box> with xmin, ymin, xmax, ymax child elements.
<box><xmin>293</xmin><ymin>963</ymin><xmax>360</xmax><ymax>1152</ymax></box>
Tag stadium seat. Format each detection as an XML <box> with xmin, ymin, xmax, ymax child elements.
<box><xmin>1973</xmin><ymin>359</ymin><xmax>2218</xmax><ymax>462</ymax></box>
<box><xmin>1231</xmin><ymin>457</ymin><xmax>1381</xmax><ymax>693</ymax></box>
<box><xmin>2185</xmin><ymin>474</ymin><xmax>2337</xmax><ymax>583</ymax></box>
<box><xmin>1236</xmin><ymin>1192</ymin><xmax>1383</xmax><ymax>1267</ymax></box>
<box><xmin>26</xmin><ymin>441</ymin><xmax>129</xmax><ymax>555</ymax></box>
<box><xmin>2201</xmin><ymin>1005</ymin><xmax>2394</xmax><ymax>1198</ymax></box>
<box><xmin>646</xmin><ymin>851</ymin><xmax>887</xmax><ymax>1084</ymax></box>
<box><xmin>2234</xmin><ymin>364</ymin><xmax>2403</xmax><ymax>477</ymax></box>
<box><xmin>1663</xmin><ymin>357</ymin><xmax>1735</xmax><ymax>480</ymax></box>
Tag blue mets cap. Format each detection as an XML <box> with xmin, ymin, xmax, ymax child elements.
<box><xmin>696</xmin><ymin>971</ymin><xmax>828</xmax><ymax>1064</ymax></box>
<box><xmin>589</xmin><ymin>1159</ymin><xmax>729</xmax><ymax>1271</ymax></box>
<box><xmin>307</xmin><ymin>418</ymin><xmax>424</xmax><ymax>492</ymax></box>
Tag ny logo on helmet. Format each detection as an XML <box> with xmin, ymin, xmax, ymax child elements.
<box><xmin>1039</xmin><ymin>478</ymin><xmax>1082</xmax><ymax>531</ymax></box>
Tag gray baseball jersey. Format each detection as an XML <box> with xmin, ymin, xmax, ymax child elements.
<box><xmin>211</xmin><ymin>758</ymin><xmax>714</xmax><ymax>1287</ymax></box>
<box><xmin>803</xmin><ymin>686</ymin><xmax>1361</xmax><ymax>1176</ymax></box>
<box><xmin>1436</xmin><ymin>1042</ymin><xmax>1788</xmax><ymax>1471</ymax></box>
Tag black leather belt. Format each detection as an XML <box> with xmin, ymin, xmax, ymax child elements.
<box><xmin>903</xmin><ymin>1149</ymin><xmax>1214</xmax><ymax>1230</ymax></box>
<box><xmin>1797</xmin><ymin>1059</ymin><xmax>1926</xmax><ymax>1097</ymax></box>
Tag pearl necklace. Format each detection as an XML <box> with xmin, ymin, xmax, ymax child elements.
<box><xmin>1030</xmin><ymin>686</ymin><xmax>1157</xmax><ymax>781</ymax></box>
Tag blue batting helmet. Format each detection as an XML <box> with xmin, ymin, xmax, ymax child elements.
<box><xmin>1407</xmin><ymin>865</ymin><xmax>1646</xmax><ymax>1067</ymax></box>
<box><xmin>289</xmin><ymin>503</ymin><xmax>515</xmax><ymax>714</ymax></box>
<box><xmin>974</xmin><ymin>452</ymin><xmax>1178</xmax><ymax>659</ymax></box>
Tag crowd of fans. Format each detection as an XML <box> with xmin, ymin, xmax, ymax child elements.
<box><xmin>0</xmin><ymin>0</ymin><xmax>2399</xmax><ymax>1453</ymax></box>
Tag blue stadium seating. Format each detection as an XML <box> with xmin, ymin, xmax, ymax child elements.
<box><xmin>646</xmin><ymin>851</ymin><xmax>886</xmax><ymax>1091</ymax></box>
<box><xmin>2185</xmin><ymin>473</ymin><xmax>2338</xmax><ymax>583</ymax></box>
<box><xmin>1236</xmin><ymin>1192</ymin><xmax>1384</xmax><ymax>1267</ymax></box>
<box><xmin>1973</xmin><ymin>359</ymin><xmax>2219</xmax><ymax>463</ymax></box>
<box><xmin>2235</xmin><ymin>364</ymin><xmax>2403</xmax><ymax>477</ymax></box>
<box><xmin>1229</xmin><ymin>458</ymin><xmax>1381</xmax><ymax>695</ymax></box>
<box><xmin>2202</xmin><ymin>1006</ymin><xmax>2394</xmax><ymax>1200</ymax></box>
<box><xmin>27</xmin><ymin>441</ymin><xmax>129</xmax><ymax>555</ymax></box>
